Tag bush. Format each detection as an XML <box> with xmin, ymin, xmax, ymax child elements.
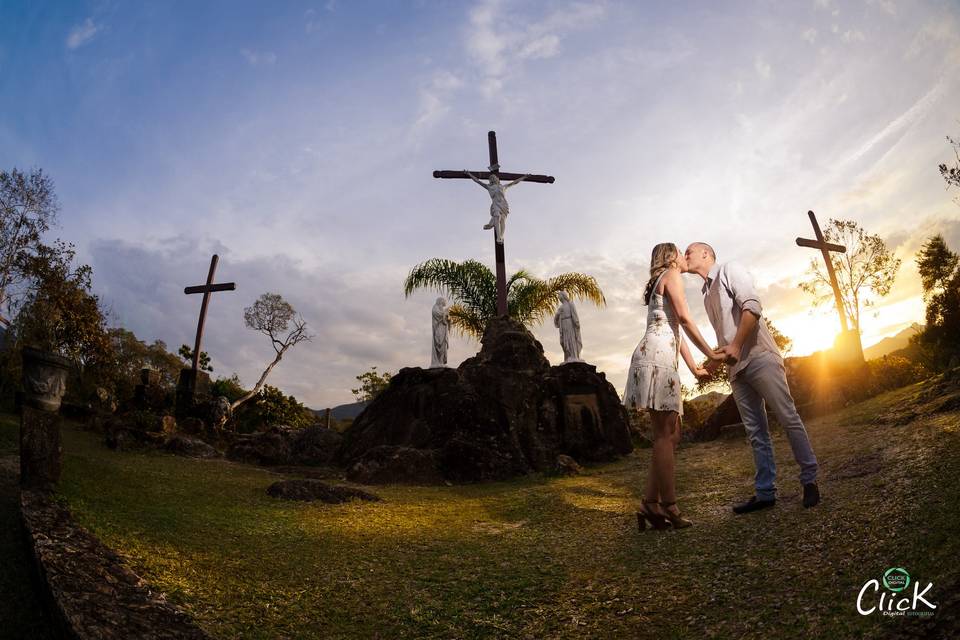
<box><xmin>863</xmin><ymin>355</ymin><xmax>931</xmax><ymax>397</ymax></box>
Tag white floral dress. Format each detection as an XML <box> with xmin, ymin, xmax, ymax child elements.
<box><xmin>623</xmin><ymin>270</ymin><xmax>683</xmax><ymax>415</ymax></box>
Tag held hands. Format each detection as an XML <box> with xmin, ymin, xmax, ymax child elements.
<box><xmin>693</xmin><ymin>367</ymin><xmax>710</xmax><ymax>381</ymax></box>
<box><xmin>706</xmin><ymin>348</ymin><xmax>727</xmax><ymax>362</ymax></box>
<box><xmin>719</xmin><ymin>343</ymin><xmax>741</xmax><ymax>365</ymax></box>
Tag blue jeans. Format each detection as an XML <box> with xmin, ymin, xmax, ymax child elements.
<box><xmin>730</xmin><ymin>351</ymin><xmax>818</xmax><ymax>500</ymax></box>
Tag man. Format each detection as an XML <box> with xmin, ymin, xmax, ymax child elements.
<box><xmin>684</xmin><ymin>242</ymin><xmax>820</xmax><ymax>512</ymax></box>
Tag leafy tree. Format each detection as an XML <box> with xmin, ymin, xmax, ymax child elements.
<box><xmin>12</xmin><ymin>240</ymin><xmax>109</xmax><ymax>364</ymax></box>
<box><xmin>178</xmin><ymin>344</ymin><xmax>213</xmax><ymax>372</ymax></box>
<box><xmin>231</xmin><ymin>293</ymin><xmax>311</xmax><ymax>411</ymax></box>
<box><xmin>914</xmin><ymin>234</ymin><xmax>960</xmax><ymax>367</ymax></box>
<box><xmin>210</xmin><ymin>373</ymin><xmax>246</xmax><ymax>403</ymax></box>
<box><xmin>798</xmin><ymin>219</ymin><xmax>901</xmax><ymax>334</ymax></box>
<box><xmin>352</xmin><ymin>366</ymin><xmax>392</xmax><ymax>402</ymax></box>
<box><xmin>939</xmin><ymin>134</ymin><xmax>960</xmax><ymax>202</ymax></box>
<box><xmin>403</xmin><ymin>258</ymin><xmax>605</xmax><ymax>339</ymax></box>
<box><xmin>87</xmin><ymin>328</ymin><xmax>183</xmax><ymax>401</ymax></box>
<box><xmin>0</xmin><ymin>168</ymin><xmax>59</xmax><ymax>327</ymax></box>
<box><xmin>249</xmin><ymin>384</ymin><xmax>313</xmax><ymax>429</ymax></box>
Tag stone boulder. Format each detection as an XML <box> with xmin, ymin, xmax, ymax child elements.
<box><xmin>164</xmin><ymin>435</ymin><xmax>220</xmax><ymax>459</ymax></box>
<box><xmin>225</xmin><ymin>426</ymin><xmax>293</xmax><ymax>466</ymax></box>
<box><xmin>346</xmin><ymin>445</ymin><xmax>444</xmax><ymax>485</ymax></box>
<box><xmin>290</xmin><ymin>425</ymin><xmax>343</xmax><ymax>466</ymax></box>
<box><xmin>226</xmin><ymin>424</ymin><xmax>344</xmax><ymax>467</ymax></box>
<box><xmin>555</xmin><ymin>454</ymin><xmax>582</xmax><ymax>476</ymax></box>
<box><xmin>266</xmin><ymin>479</ymin><xmax>381</xmax><ymax>503</ymax></box>
<box><xmin>684</xmin><ymin>394</ymin><xmax>742</xmax><ymax>442</ymax></box>
<box><xmin>337</xmin><ymin>316</ymin><xmax>633</xmax><ymax>484</ymax></box>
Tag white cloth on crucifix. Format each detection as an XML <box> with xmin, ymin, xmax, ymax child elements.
<box><xmin>483</xmin><ymin>182</ymin><xmax>509</xmax><ymax>243</ymax></box>
<box><xmin>553</xmin><ymin>293</ymin><xmax>582</xmax><ymax>362</ymax></box>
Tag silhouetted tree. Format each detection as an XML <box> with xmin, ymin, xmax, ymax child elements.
<box><xmin>915</xmin><ymin>234</ymin><xmax>960</xmax><ymax>367</ymax></box>
<box><xmin>799</xmin><ymin>218</ymin><xmax>900</xmax><ymax>333</ymax></box>
<box><xmin>231</xmin><ymin>293</ymin><xmax>311</xmax><ymax>411</ymax></box>
<box><xmin>351</xmin><ymin>366</ymin><xmax>392</xmax><ymax>402</ymax></box>
<box><xmin>0</xmin><ymin>168</ymin><xmax>59</xmax><ymax>327</ymax></box>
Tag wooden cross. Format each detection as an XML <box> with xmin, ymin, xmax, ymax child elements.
<box><xmin>795</xmin><ymin>210</ymin><xmax>849</xmax><ymax>333</ymax></box>
<box><xmin>433</xmin><ymin>131</ymin><xmax>554</xmax><ymax>316</ymax></box>
<box><xmin>184</xmin><ymin>254</ymin><xmax>236</xmax><ymax>373</ymax></box>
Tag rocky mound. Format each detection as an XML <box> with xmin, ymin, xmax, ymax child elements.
<box><xmin>266</xmin><ymin>479</ymin><xmax>381</xmax><ymax>503</ymax></box>
<box><xmin>337</xmin><ymin>317</ymin><xmax>632</xmax><ymax>484</ymax></box>
<box><xmin>226</xmin><ymin>425</ymin><xmax>343</xmax><ymax>467</ymax></box>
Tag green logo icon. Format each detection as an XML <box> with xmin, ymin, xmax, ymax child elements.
<box><xmin>883</xmin><ymin>567</ymin><xmax>910</xmax><ymax>592</ymax></box>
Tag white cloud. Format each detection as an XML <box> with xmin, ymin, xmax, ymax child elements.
<box><xmin>839</xmin><ymin>77</ymin><xmax>946</xmax><ymax>169</ymax></box>
<box><xmin>463</xmin><ymin>0</ymin><xmax>608</xmax><ymax>98</ymax></box>
<box><xmin>410</xmin><ymin>71</ymin><xmax>465</xmax><ymax>137</ymax></box>
<box><xmin>241</xmin><ymin>48</ymin><xmax>277</xmax><ymax>66</ymax></box>
<box><xmin>842</xmin><ymin>29</ymin><xmax>866</xmax><ymax>43</ymax></box>
<box><xmin>866</xmin><ymin>0</ymin><xmax>897</xmax><ymax>16</ymax></box>
<box><xmin>754</xmin><ymin>55</ymin><xmax>772</xmax><ymax>79</ymax></box>
<box><xmin>66</xmin><ymin>18</ymin><xmax>101</xmax><ymax>50</ymax></box>
<box><xmin>518</xmin><ymin>34</ymin><xmax>561</xmax><ymax>60</ymax></box>
<box><xmin>802</xmin><ymin>28</ymin><xmax>818</xmax><ymax>44</ymax></box>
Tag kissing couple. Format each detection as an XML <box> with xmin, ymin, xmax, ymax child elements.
<box><xmin>623</xmin><ymin>242</ymin><xmax>821</xmax><ymax>532</ymax></box>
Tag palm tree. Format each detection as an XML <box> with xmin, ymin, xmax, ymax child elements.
<box><xmin>403</xmin><ymin>258</ymin><xmax>606</xmax><ymax>340</ymax></box>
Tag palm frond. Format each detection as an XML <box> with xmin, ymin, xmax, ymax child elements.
<box><xmin>403</xmin><ymin>258</ymin><xmax>497</xmax><ymax>314</ymax></box>
<box><xmin>448</xmin><ymin>303</ymin><xmax>486</xmax><ymax>340</ymax></box>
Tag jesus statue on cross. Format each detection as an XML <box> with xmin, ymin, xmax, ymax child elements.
<box><xmin>464</xmin><ymin>170</ymin><xmax>530</xmax><ymax>244</ymax></box>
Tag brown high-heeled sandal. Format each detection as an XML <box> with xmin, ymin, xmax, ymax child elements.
<box><xmin>637</xmin><ymin>499</ymin><xmax>669</xmax><ymax>531</ymax></box>
<box><xmin>659</xmin><ymin>501</ymin><xmax>693</xmax><ymax>529</ymax></box>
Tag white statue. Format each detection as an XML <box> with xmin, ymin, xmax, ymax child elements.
<box><xmin>465</xmin><ymin>171</ymin><xmax>530</xmax><ymax>244</ymax></box>
<box><xmin>553</xmin><ymin>291</ymin><xmax>583</xmax><ymax>363</ymax></box>
<box><xmin>430</xmin><ymin>297</ymin><xmax>450</xmax><ymax>368</ymax></box>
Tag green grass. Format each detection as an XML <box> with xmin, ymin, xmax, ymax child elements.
<box><xmin>5</xmin><ymin>379</ymin><xmax>958</xmax><ymax>639</ymax></box>
<box><xmin>0</xmin><ymin>413</ymin><xmax>54</xmax><ymax>640</ymax></box>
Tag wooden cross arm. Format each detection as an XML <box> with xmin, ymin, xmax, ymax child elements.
<box><xmin>184</xmin><ymin>282</ymin><xmax>237</xmax><ymax>295</ymax></box>
<box><xmin>432</xmin><ymin>170</ymin><xmax>555</xmax><ymax>184</ymax></box>
<box><xmin>796</xmin><ymin>238</ymin><xmax>846</xmax><ymax>253</ymax></box>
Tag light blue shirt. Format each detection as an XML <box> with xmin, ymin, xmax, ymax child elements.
<box><xmin>702</xmin><ymin>261</ymin><xmax>782</xmax><ymax>380</ymax></box>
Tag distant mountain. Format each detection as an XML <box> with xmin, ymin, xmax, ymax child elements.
<box><xmin>312</xmin><ymin>400</ymin><xmax>369</xmax><ymax>421</ymax></box>
<box><xmin>863</xmin><ymin>323</ymin><xmax>923</xmax><ymax>361</ymax></box>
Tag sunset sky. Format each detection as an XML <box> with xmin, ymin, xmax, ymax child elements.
<box><xmin>2</xmin><ymin>0</ymin><xmax>959</xmax><ymax>407</ymax></box>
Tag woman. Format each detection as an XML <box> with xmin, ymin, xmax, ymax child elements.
<box><xmin>624</xmin><ymin>243</ymin><xmax>726</xmax><ymax>531</ymax></box>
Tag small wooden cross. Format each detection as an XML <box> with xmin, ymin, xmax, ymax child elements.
<box><xmin>795</xmin><ymin>210</ymin><xmax>849</xmax><ymax>333</ymax></box>
<box><xmin>184</xmin><ymin>254</ymin><xmax>236</xmax><ymax>373</ymax></box>
<box><xmin>433</xmin><ymin>131</ymin><xmax>554</xmax><ymax>316</ymax></box>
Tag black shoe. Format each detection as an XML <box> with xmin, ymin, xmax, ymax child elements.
<box><xmin>732</xmin><ymin>495</ymin><xmax>776</xmax><ymax>514</ymax></box>
<box><xmin>802</xmin><ymin>482</ymin><xmax>820</xmax><ymax>508</ymax></box>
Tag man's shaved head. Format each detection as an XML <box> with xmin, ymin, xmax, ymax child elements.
<box><xmin>688</xmin><ymin>242</ymin><xmax>716</xmax><ymax>261</ymax></box>
<box><xmin>684</xmin><ymin>242</ymin><xmax>717</xmax><ymax>278</ymax></box>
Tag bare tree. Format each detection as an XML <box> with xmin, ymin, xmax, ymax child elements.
<box><xmin>0</xmin><ymin>168</ymin><xmax>60</xmax><ymax>327</ymax></box>
<box><xmin>231</xmin><ymin>293</ymin><xmax>312</xmax><ymax>411</ymax></box>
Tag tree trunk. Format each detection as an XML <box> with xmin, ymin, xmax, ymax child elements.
<box><xmin>230</xmin><ymin>348</ymin><xmax>287</xmax><ymax>411</ymax></box>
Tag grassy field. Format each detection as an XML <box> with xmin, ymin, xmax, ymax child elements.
<box><xmin>0</xmin><ymin>414</ymin><xmax>53</xmax><ymax>640</ymax></box>
<box><xmin>2</xmin><ymin>378</ymin><xmax>956</xmax><ymax>639</ymax></box>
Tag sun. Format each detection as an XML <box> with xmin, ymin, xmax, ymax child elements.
<box><xmin>775</xmin><ymin>312</ymin><xmax>843</xmax><ymax>357</ymax></box>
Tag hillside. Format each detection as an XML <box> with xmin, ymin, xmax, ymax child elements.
<box><xmin>863</xmin><ymin>323</ymin><xmax>923</xmax><ymax>360</ymax></box>
<box><xmin>312</xmin><ymin>401</ymin><xmax>369</xmax><ymax>420</ymax></box>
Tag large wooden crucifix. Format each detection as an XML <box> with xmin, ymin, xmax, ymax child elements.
<box><xmin>433</xmin><ymin>131</ymin><xmax>554</xmax><ymax>317</ymax></box>
<box><xmin>184</xmin><ymin>254</ymin><xmax>236</xmax><ymax>373</ymax></box>
<box><xmin>795</xmin><ymin>210</ymin><xmax>849</xmax><ymax>333</ymax></box>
